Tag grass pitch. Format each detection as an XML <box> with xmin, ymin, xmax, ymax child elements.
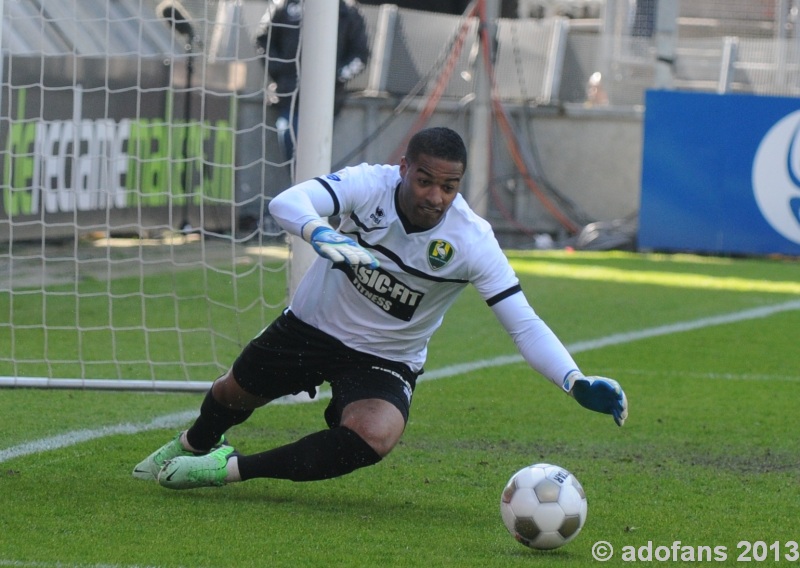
<box><xmin>1</xmin><ymin>251</ymin><xmax>799</xmax><ymax>567</ymax></box>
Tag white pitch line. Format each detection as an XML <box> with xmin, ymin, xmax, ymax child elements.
<box><xmin>421</xmin><ymin>299</ymin><xmax>800</xmax><ymax>380</ymax></box>
<box><xmin>565</xmin><ymin>299</ymin><xmax>800</xmax><ymax>354</ymax></box>
<box><xmin>1</xmin><ymin>299</ymin><xmax>799</xmax><ymax>465</ymax></box>
<box><xmin>604</xmin><ymin>368</ymin><xmax>800</xmax><ymax>382</ymax></box>
<box><xmin>0</xmin><ymin>411</ymin><xmax>198</xmax><ymax>464</ymax></box>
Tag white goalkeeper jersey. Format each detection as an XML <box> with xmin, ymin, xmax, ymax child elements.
<box><xmin>276</xmin><ymin>163</ymin><xmax>579</xmax><ymax>384</ymax></box>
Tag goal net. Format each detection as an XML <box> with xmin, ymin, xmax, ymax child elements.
<box><xmin>0</xmin><ymin>0</ymin><xmax>297</xmax><ymax>390</ymax></box>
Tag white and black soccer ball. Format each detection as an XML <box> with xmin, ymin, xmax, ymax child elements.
<box><xmin>500</xmin><ymin>463</ymin><xmax>588</xmax><ymax>550</ymax></box>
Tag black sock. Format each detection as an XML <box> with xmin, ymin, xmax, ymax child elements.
<box><xmin>237</xmin><ymin>426</ymin><xmax>382</xmax><ymax>482</ymax></box>
<box><xmin>185</xmin><ymin>389</ymin><xmax>253</xmax><ymax>451</ymax></box>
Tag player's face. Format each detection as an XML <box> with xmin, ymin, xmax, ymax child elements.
<box><xmin>398</xmin><ymin>153</ymin><xmax>465</xmax><ymax>229</ymax></box>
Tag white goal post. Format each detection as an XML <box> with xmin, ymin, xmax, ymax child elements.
<box><xmin>0</xmin><ymin>0</ymin><xmax>337</xmax><ymax>391</ymax></box>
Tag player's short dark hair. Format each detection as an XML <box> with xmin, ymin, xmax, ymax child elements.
<box><xmin>406</xmin><ymin>127</ymin><xmax>468</xmax><ymax>170</ymax></box>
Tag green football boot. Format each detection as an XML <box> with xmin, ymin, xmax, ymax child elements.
<box><xmin>132</xmin><ymin>432</ymin><xmax>225</xmax><ymax>481</ymax></box>
<box><xmin>157</xmin><ymin>444</ymin><xmax>237</xmax><ymax>489</ymax></box>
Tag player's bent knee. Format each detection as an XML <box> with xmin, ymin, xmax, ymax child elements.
<box><xmin>349</xmin><ymin>428</ymin><xmax>398</xmax><ymax>458</ymax></box>
<box><xmin>340</xmin><ymin>399</ymin><xmax>405</xmax><ymax>458</ymax></box>
<box><xmin>340</xmin><ymin>419</ymin><xmax>400</xmax><ymax>457</ymax></box>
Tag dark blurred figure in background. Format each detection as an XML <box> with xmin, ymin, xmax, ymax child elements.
<box><xmin>358</xmin><ymin>0</ymin><xmax>470</xmax><ymax>15</ymax></box>
<box><xmin>256</xmin><ymin>0</ymin><xmax>370</xmax><ymax>160</ymax></box>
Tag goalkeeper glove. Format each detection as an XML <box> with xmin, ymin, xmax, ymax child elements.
<box><xmin>303</xmin><ymin>221</ymin><xmax>379</xmax><ymax>268</ymax></box>
<box><xmin>338</xmin><ymin>58</ymin><xmax>365</xmax><ymax>83</ymax></box>
<box><xmin>563</xmin><ymin>371</ymin><xmax>628</xmax><ymax>427</ymax></box>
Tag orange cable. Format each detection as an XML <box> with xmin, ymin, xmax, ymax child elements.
<box><xmin>388</xmin><ymin>1</ymin><xmax>480</xmax><ymax>164</ymax></box>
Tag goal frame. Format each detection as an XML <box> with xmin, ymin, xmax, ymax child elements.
<box><xmin>0</xmin><ymin>0</ymin><xmax>337</xmax><ymax>391</ymax></box>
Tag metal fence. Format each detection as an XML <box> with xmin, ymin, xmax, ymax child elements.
<box><xmin>5</xmin><ymin>0</ymin><xmax>798</xmax><ymax>109</ymax></box>
<box><xmin>593</xmin><ymin>0</ymin><xmax>800</xmax><ymax>106</ymax></box>
<box><xmin>350</xmin><ymin>0</ymin><xmax>800</xmax><ymax>109</ymax></box>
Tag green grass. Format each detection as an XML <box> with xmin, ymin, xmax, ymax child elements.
<box><xmin>0</xmin><ymin>258</ymin><xmax>288</xmax><ymax>381</ymax></box>
<box><xmin>1</xmin><ymin>251</ymin><xmax>799</xmax><ymax>567</ymax></box>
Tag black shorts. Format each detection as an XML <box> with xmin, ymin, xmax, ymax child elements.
<box><xmin>231</xmin><ymin>310</ymin><xmax>419</xmax><ymax>427</ymax></box>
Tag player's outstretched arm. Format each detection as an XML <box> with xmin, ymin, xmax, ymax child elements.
<box><xmin>301</xmin><ymin>220</ymin><xmax>379</xmax><ymax>269</ymax></box>
<box><xmin>488</xmin><ymin>293</ymin><xmax>628</xmax><ymax>427</ymax></box>
<box><xmin>268</xmin><ymin>182</ymin><xmax>379</xmax><ymax>269</ymax></box>
<box><xmin>563</xmin><ymin>371</ymin><xmax>628</xmax><ymax>427</ymax></box>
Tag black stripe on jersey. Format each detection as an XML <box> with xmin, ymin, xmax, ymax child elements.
<box><xmin>486</xmin><ymin>284</ymin><xmax>522</xmax><ymax>307</ymax></box>
<box><xmin>343</xmin><ymin>230</ymin><xmax>469</xmax><ymax>284</ymax></box>
<box><xmin>350</xmin><ymin>212</ymin><xmax>386</xmax><ymax>233</ymax></box>
<box><xmin>314</xmin><ymin>177</ymin><xmax>340</xmax><ymax>216</ymax></box>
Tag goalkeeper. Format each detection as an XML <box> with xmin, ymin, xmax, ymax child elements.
<box><xmin>133</xmin><ymin>127</ymin><xmax>629</xmax><ymax>489</ymax></box>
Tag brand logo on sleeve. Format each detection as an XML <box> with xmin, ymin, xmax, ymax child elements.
<box><xmin>427</xmin><ymin>239</ymin><xmax>455</xmax><ymax>270</ymax></box>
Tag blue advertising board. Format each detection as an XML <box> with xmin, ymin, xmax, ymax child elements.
<box><xmin>639</xmin><ymin>90</ymin><xmax>800</xmax><ymax>256</ymax></box>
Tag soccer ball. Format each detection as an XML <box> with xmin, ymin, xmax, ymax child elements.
<box><xmin>500</xmin><ymin>463</ymin><xmax>588</xmax><ymax>550</ymax></box>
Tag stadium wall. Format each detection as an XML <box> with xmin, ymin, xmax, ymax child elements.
<box><xmin>6</xmin><ymin>0</ymin><xmax>794</xmax><ymax>249</ymax></box>
<box><xmin>327</xmin><ymin>98</ymin><xmax>643</xmax><ymax>246</ymax></box>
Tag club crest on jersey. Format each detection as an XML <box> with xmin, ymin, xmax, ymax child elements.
<box><xmin>427</xmin><ymin>239</ymin><xmax>455</xmax><ymax>270</ymax></box>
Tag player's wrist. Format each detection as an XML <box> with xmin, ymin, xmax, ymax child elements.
<box><xmin>301</xmin><ymin>219</ymin><xmax>327</xmax><ymax>242</ymax></box>
<box><xmin>562</xmin><ymin>369</ymin><xmax>584</xmax><ymax>394</ymax></box>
